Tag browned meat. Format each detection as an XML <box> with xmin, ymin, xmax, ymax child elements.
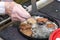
<box><xmin>20</xmin><ymin>23</ymin><xmax>31</xmax><ymax>30</ymax></box>
<box><xmin>20</xmin><ymin>29</ymin><xmax>33</xmax><ymax>36</ymax></box>
<box><xmin>27</xmin><ymin>18</ymin><xmax>36</xmax><ymax>24</ymax></box>
<box><xmin>37</xmin><ymin>18</ymin><xmax>48</xmax><ymax>23</ymax></box>
<box><xmin>47</xmin><ymin>24</ymin><xmax>55</xmax><ymax>28</ymax></box>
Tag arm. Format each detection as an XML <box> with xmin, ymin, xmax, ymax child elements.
<box><xmin>0</xmin><ymin>1</ymin><xmax>31</xmax><ymax>22</ymax></box>
<box><xmin>0</xmin><ymin>0</ymin><xmax>13</xmax><ymax>15</ymax></box>
<box><xmin>0</xmin><ymin>2</ymin><xmax>5</xmax><ymax>15</ymax></box>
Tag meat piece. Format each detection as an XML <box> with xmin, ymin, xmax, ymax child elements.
<box><xmin>20</xmin><ymin>23</ymin><xmax>31</xmax><ymax>30</ymax></box>
<box><xmin>37</xmin><ymin>18</ymin><xmax>48</xmax><ymax>23</ymax></box>
<box><xmin>20</xmin><ymin>29</ymin><xmax>33</xmax><ymax>36</ymax></box>
<box><xmin>27</xmin><ymin>18</ymin><xmax>36</xmax><ymax>24</ymax></box>
<box><xmin>47</xmin><ymin>24</ymin><xmax>55</xmax><ymax>28</ymax></box>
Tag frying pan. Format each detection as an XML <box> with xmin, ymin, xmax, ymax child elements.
<box><xmin>18</xmin><ymin>0</ymin><xmax>59</xmax><ymax>40</ymax></box>
<box><xmin>18</xmin><ymin>15</ymin><xmax>59</xmax><ymax>40</ymax></box>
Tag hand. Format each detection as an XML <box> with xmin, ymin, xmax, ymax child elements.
<box><xmin>5</xmin><ymin>2</ymin><xmax>31</xmax><ymax>22</ymax></box>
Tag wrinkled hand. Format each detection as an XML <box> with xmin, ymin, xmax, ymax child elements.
<box><xmin>5</xmin><ymin>2</ymin><xmax>31</xmax><ymax>22</ymax></box>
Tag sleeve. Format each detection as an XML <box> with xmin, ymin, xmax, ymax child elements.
<box><xmin>0</xmin><ymin>2</ymin><xmax>5</xmax><ymax>15</ymax></box>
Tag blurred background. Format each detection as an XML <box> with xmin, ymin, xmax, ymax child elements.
<box><xmin>14</xmin><ymin>0</ymin><xmax>29</xmax><ymax>4</ymax></box>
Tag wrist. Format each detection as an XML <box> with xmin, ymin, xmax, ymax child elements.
<box><xmin>5</xmin><ymin>2</ymin><xmax>15</xmax><ymax>15</ymax></box>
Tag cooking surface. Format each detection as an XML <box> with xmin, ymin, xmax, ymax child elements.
<box><xmin>0</xmin><ymin>0</ymin><xmax>60</xmax><ymax>40</ymax></box>
<box><xmin>0</xmin><ymin>24</ymin><xmax>27</xmax><ymax>40</ymax></box>
<box><xmin>39</xmin><ymin>0</ymin><xmax>60</xmax><ymax>20</ymax></box>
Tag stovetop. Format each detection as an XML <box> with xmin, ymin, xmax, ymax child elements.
<box><xmin>0</xmin><ymin>0</ymin><xmax>60</xmax><ymax>40</ymax></box>
<box><xmin>0</xmin><ymin>23</ymin><xmax>28</xmax><ymax>40</ymax></box>
<box><xmin>39</xmin><ymin>0</ymin><xmax>60</xmax><ymax>20</ymax></box>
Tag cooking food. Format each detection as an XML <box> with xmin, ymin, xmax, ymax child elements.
<box><xmin>20</xmin><ymin>21</ymin><xmax>33</xmax><ymax>36</ymax></box>
<box><xmin>20</xmin><ymin>29</ymin><xmax>33</xmax><ymax>36</ymax></box>
<box><xmin>27</xmin><ymin>18</ymin><xmax>36</xmax><ymax>24</ymax></box>
<box><xmin>47</xmin><ymin>24</ymin><xmax>55</xmax><ymax>28</ymax></box>
<box><xmin>20</xmin><ymin>23</ymin><xmax>31</xmax><ymax>30</ymax></box>
<box><xmin>37</xmin><ymin>18</ymin><xmax>48</xmax><ymax>23</ymax></box>
<box><xmin>19</xmin><ymin>16</ymin><xmax>58</xmax><ymax>38</ymax></box>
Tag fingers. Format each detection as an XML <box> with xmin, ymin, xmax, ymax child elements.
<box><xmin>7</xmin><ymin>3</ymin><xmax>31</xmax><ymax>22</ymax></box>
<box><xmin>13</xmin><ymin>4</ymin><xmax>31</xmax><ymax>19</ymax></box>
<box><xmin>10</xmin><ymin>12</ymin><xmax>26</xmax><ymax>22</ymax></box>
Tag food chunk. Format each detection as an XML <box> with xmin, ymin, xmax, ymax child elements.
<box><xmin>47</xmin><ymin>24</ymin><xmax>55</xmax><ymax>28</ymax></box>
<box><xmin>27</xmin><ymin>18</ymin><xmax>36</xmax><ymax>24</ymax></box>
<box><xmin>37</xmin><ymin>18</ymin><xmax>48</xmax><ymax>23</ymax></box>
<box><xmin>20</xmin><ymin>23</ymin><xmax>31</xmax><ymax>30</ymax></box>
<box><xmin>20</xmin><ymin>29</ymin><xmax>33</xmax><ymax>36</ymax></box>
